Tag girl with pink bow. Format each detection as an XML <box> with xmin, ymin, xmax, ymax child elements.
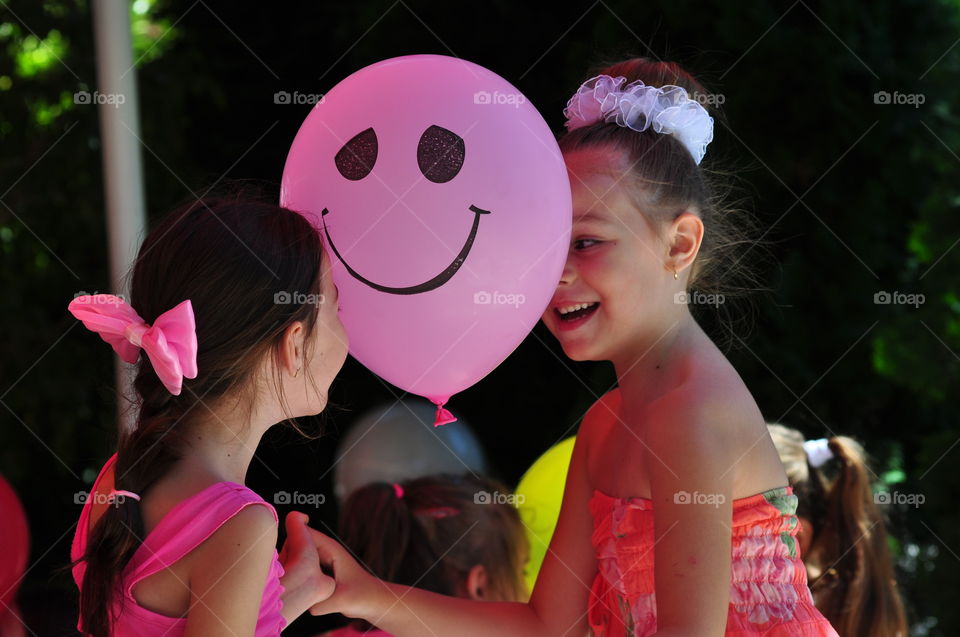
<box><xmin>68</xmin><ymin>194</ymin><xmax>348</xmax><ymax>636</ymax></box>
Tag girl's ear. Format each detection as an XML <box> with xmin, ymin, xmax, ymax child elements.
<box><xmin>666</xmin><ymin>210</ymin><xmax>704</xmax><ymax>276</ymax></box>
<box><xmin>465</xmin><ymin>564</ymin><xmax>488</xmax><ymax>601</ymax></box>
<box><xmin>280</xmin><ymin>320</ymin><xmax>305</xmax><ymax>376</ymax></box>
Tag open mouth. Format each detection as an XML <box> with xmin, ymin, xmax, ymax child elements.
<box><xmin>555</xmin><ymin>302</ymin><xmax>600</xmax><ymax>323</ymax></box>
<box><xmin>320</xmin><ymin>204</ymin><xmax>490</xmax><ymax>295</ymax></box>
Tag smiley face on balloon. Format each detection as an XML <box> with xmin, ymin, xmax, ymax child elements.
<box><xmin>281</xmin><ymin>55</ymin><xmax>571</xmax><ymax>425</ymax></box>
<box><xmin>321</xmin><ymin>123</ymin><xmax>490</xmax><ymax>295</ymax></box>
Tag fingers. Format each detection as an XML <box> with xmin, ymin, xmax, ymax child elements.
<box><xmin>306</xmin><ymin>527</ymin><xmax>347</xmax><ymax>566</ymax></box>
<box><xmin>314</xmin><ymin>571</ymin><xmax>336</xmax><ymax>602</ymax></box>
<box><xmin>284</xmin><ymin>510</ymin><xmax>309</xmax><ymax>536</ymax></box>
<box><xmin>280</xmin><ymin>510</ymin><xmax>311</xmax><ymax>564</ymax></box>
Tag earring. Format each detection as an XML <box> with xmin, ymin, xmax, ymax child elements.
<box><xmin>673</xmin><ymin>270</ymin><xmax>679</xmax><ymax>280</ymax></box>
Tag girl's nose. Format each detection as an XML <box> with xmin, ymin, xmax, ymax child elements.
<box><xmin>558</xmin><ymin>256</ymin><xmax>575</xmax><ymax>285</ymax></box>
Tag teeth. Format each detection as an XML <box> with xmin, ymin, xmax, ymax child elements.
<box><xmin>558</xmin><ymin>302</ymin><xmax>597</xmax><ymax>315</ymax></box>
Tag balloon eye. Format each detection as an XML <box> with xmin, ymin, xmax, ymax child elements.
<box><xmin>417</xmin><ymin>125</ymin><xmax>465</xmax><ymax>183</ymax></box>
<box><xmin>335</xmin><ymin>127</ymin><xmax>378</xmax><ymax>180</ymax></box>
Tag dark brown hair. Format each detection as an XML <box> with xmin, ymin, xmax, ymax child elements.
<box><xmin>74</xmin><ymin>190</ymin><xmax>330</xmax><ymax>636</ymax></box>
<box><xmin>768</xmin><ymin>423</ymin><xmax>908</xmax><ymax>637</ymax></box>
<box><xmin>559</xmin><ymin>58</ymin><xmax>768</xmax><ymax>346</ymax></box>
<box><xmin>337</xmin><ymin>474</ymin><xmax>529</xmax><ymax>631</ymax></box>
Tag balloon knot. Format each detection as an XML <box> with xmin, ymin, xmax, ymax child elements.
<box><xmin>433</xmin><ymin>403</ymin><xmax>457</xmax><ymax>427</ymax></box>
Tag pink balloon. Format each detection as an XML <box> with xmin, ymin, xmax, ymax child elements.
<box><xmin>281</xmin><ymin>55</ymin><xmax>570</xmax><ymax>425</ymax></box>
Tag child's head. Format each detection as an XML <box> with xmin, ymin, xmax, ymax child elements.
<box><xmin>337</xmin><ymin>473</ymin><xmax>529</xmax><ymax>622</ymax></box>
<box><xmin>126</xmin><ymin>194</ymin><xmax>348</xmax><ymax>432</ymax></box>
<box><xmin>767</xmin><ymin>423</ymin><xmax>908</xmax><ymax>637</ymax></box>
<box><xmin>78</xmin><ymin>192</ymin><xmax>348</xmax><ymax>637</ymax></box>
<box><xmin>543</xmin><ymin>58</ymin><xmax>756</xmax><ymax>361</ymax></box>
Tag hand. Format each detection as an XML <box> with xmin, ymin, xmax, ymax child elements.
<box><xmin>303</xmin><ymin>527</ymin><xmax>383</xmax><ymax>620</ymax></box>
<box><xmin>277</xmin><ymin>511</ymin><xmax>337</xmax><ymax>623</ymax></box>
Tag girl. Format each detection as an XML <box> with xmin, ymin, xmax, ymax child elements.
<box><xmin>303</xmin><ymin>58</ymin><xmax>842</xmax><ymax>636</ymax></box>
<box><xmin>768</xmin><ymin>424</ymin><xmax>909</xmax><ymax>636</ymax></box>
<box><xmin>69</xmin><ymin>194</ymin><xmax>347</xmax><ymax>636</ymax></box>
<box><xmin>321</xmin><ymin>474</ymin><xmax>529</xmax><ymax>636</ymax></box>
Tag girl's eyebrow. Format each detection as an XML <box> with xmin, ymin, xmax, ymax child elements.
<box><xmin>574</xmin><ymin>211</ymin><xmax>612</xmax><ymax>225</ymax></box>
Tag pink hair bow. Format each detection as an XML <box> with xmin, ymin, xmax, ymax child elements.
<box><xmin>68</xmin><ymin>294</ymin><xmax>198</xmax><ymax>395</ymax></box>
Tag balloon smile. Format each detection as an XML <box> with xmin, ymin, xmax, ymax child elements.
<box><xmin>320</xmin><ymin>205</ymin><xmax>491</xmax><ymax>295</ymax></box>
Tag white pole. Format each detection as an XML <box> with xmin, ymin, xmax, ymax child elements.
<box><xmin>92</xmin><ymin>0</ymin><xmax>147</xmax><ymax>434</ymax></box>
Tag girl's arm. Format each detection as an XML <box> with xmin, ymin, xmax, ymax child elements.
<box><xmin>308</xmin><ymin>398</ymin><xmax>605</xmax><ymax>637</ymax></box>
<box><xmin>184</xmin><ymin>505</ymin><xmax>279</xmax><ymax>637</ymax></box>
<box><xmin>642</xmin><ymin>392</ymin><xmax>736</xmax><ymax>637</ymax></box>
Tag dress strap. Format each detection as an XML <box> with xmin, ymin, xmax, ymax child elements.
<box><xmin>123</xmin><ymin>481</ymin><xmax>279</xmax><ymax>599</ymax></box>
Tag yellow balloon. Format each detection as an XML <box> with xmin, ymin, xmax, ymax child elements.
<box><xmin>514</xmin><ymin>436</ymin><xmax>576</xmax><ymax>593</ymax></box>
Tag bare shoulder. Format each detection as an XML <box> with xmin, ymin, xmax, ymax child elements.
<box><xmin>184</xmin><ymin>503</ymin><xmax>279</xmax><ymax>634</ymax></box>
<box><xmin>579</xmin><ymin>386</ymin><xmax>623</xmax><ymax>440</ymax></box>
<box><xmin>192</xmin><ymin>503</ymin><xmax>278</xmax><ymax>571</ymax></box>
<box><xmin>200</xmin><ymin>503</ymin><xmax>278</xmax><ymax>553</ymax></box>
<box><xmin>641</xmin><ymin>373</ymin><xmax>780</xmax><ymax>500</ymax></box>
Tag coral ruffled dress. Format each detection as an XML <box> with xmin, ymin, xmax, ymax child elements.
<box><xmin>587</xmin><ymin>485</ymin><xmax>839</xmax><ymax>636</ymax></box>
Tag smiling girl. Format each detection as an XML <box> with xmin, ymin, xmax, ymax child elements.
<box><xmin>305</xmin><ymin>58</ymin><xmax>840</xmax><ymax>637</ymax></box>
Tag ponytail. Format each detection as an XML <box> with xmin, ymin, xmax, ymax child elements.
<box><xmin>77</xmin><ymin>395</ymin><xmax>187</xmax><ymax>636</ymax></box>
<box><xmin>769</xmin><ymin>423</ymin><xmax>908</xmax><ymax>637</ymax></box>
<box><xmin>808</xmin><ymin>436</ymin><xmax>908</xmax><ymax>637</ymax></box>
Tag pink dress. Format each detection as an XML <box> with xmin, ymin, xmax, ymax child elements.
<box><xmin>71</xmin><ymin>453</ymin><xmax>286</xmax><ymax>636</ymax></box>
<box><xmin>588</xmin><ymin>485</ymin><xmax>839</xmax><ymax>637</ymax></box>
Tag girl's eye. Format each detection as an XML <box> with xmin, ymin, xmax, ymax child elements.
<box><xmin>574</xmin><ymin>238</ymin><xmax>601</xmax><ymax>250</ymax></box>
